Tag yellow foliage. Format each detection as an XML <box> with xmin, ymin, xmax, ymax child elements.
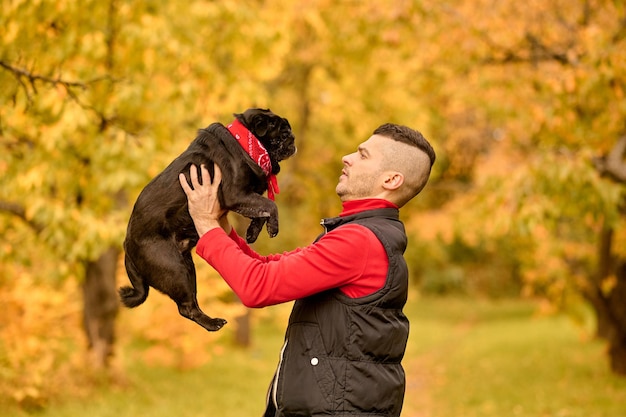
<box><xmin>0</xmin><ymin>265</ymin><xmax>84</xmax><ymax>408</ymax></box>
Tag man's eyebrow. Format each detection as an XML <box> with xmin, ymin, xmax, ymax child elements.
<box><xmin>358</xmin><ymin>145</ymin><xmax>370</xmax><ymax>156</ymax></box>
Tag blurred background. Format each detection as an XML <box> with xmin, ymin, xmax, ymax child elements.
<box><xmin>1</xmin><ymin>0</ymin><xmax>625</xmax><ymax>416</ymax></box>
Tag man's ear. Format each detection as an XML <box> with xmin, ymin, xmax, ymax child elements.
<box><xmin>382</xmin><ymin>172</ymin><xmax>404</xmax><ymax>191</ymax></box>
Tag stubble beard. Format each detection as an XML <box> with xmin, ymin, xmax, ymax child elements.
<box><xmin>336</xmin><ymin>175</ymin><xmax>376</xmax><ymax>202</ymax></box>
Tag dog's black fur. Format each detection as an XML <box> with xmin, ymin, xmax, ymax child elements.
<box><xmin>119</xmin><ymin>108</ymin><xmax>296</xmax><ymax>331</ymax></box>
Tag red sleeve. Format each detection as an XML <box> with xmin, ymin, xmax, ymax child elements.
<box><xmin>225</xmin><ymin>227</ymin><xmax>302</xmax><ymax>262</ymax></box>
<box><xmin>196</xmin><ymin>224</ymin><xmax>387</xmax><ymax>308</ymax></box>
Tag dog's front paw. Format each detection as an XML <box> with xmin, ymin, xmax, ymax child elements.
<box><xmin>266</xmin><ymin>216</ymin><xmax>279</xmax><ymax>238</ymax></box>
<box><xmin>246</xmin><ymin>217</ymin><xmax>266</xmax><ymax>243</ymax></box>
<box><xmin>246</xmin><ymin>229</ymin><xmax>260</xmax><ymax>244</ymax></box>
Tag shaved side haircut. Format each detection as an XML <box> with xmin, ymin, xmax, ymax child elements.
<box><xmin>373</xmin><ymin>123</ymin><xmax>436</xmax><ymax>206</ymax></box>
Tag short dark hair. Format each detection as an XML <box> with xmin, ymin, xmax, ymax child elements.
<box><xmin>373</xmin><ymin>123</ymin><xmax>436</xmax><ymax>167</ymax></box>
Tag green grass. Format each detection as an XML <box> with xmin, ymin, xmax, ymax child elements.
<box><xmin>5</xmin><ymin>298</ymin><xmax>626</xmax><ymax>417</ymax></box>
<box><xmin>404</xmin><ymin>298</ymin><xmax>626</xmax><ymax>417</ymax></box>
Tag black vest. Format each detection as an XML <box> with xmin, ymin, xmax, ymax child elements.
<box><xmin>265</xmin><ymin>208</ymin><xmax>410</xmax><ymax>417</ymax></box>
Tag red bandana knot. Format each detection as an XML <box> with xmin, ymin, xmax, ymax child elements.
<box><xmin>227</xmin><ymin>119</ymin><xmax>279</xmax><ymax>200</ymax></box>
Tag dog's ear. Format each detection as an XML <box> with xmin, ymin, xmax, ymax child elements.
<box><xmin>234</xmin><ymin>111</ymin><xmax>271</xmax><ymax>137</ymax></box>
<box><xmin>251</xmin><ymin>115</ymin><xmax>270</xmax><ymax>137</ymax></box>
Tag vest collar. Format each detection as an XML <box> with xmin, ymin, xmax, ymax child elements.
<box><xmin>320</xmin><ymin>207</ymin><xmax>400</xmax><ymax>233</ymax></box>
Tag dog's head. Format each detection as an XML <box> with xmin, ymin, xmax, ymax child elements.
<box><xmin>234</xmin><ymin>108</ymin><xmax>296</xmax><ymax>174</ymax></box>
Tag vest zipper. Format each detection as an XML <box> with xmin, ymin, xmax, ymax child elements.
<box><xmin>272</xmin><ymin>339</ymin><xmax>288</xmax><ymax>409</ymax></box>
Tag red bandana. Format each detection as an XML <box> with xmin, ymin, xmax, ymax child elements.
<box><xmin>226</xmin><ymin>119</ymin><xmax>279</xmax><ymax>200</ymax></box>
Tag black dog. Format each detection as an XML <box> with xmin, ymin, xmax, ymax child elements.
<box><xmin>119</xmin><ymin>108</ymin><xmax>296</xmax><ymax>332</ymax></box>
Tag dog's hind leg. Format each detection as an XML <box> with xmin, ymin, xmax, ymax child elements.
<box><xmin>145</xmin><ymin>240</ymin><xmax>226</xmax><ymax>331</ymax></box>
<box><xmin>174</xmin><ymin>251</ymin><xmax>227</xmax><ymax>331</ymax></box>
<box><xmin>119</xmin><ymin>250</ymin><xmax>150</xmax><ymax>308</ymax></box>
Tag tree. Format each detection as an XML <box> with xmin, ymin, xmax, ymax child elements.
<box><xmin>420</xmin><ymin>0</ymin><xmax>626</xmax><ymax>374</ymax></box>
<box><xmin>1</xmin><ymin>0</ymin><xmax>131</xmax><ymax>369</ymax></box>
<box><xmin>0</xmin><ymin>0</ymin><xmax>285</xmax><ymax>375</ymax></box>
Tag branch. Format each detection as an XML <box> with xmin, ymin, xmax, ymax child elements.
<box><xmin>611</xmin><ymin>12</ymin><xmax>626</xmax><ymax>43</ymax></box>
<box><xmin>525</xmin><ymin>33</ymin><xmax>572</xmax><ymax>65</ymax></box>
<box><xmin>480</xmin><ymin>31</ymin><xmax>577</xmax><ymax>67</ymax></box>
<box><xmin>0</xmin><ymin>60</ymin><xmax>90</xmax><ymax>89</ymax></box>
<box><xmin>593</xmin><ymin>136</ymin><xmax>626</xmax><ymax>183</ymax></box>
<box><xmin>0</xmin><ymin>200</ymin><xmax>44</xmax><ymax>233</ymax></box>
<box><xmin>0</xmin><ymin>59</ymin><xmax>112</xmax><ymax>108</ymax></box>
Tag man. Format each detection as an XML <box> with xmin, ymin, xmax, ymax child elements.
<box><xmin>179</xmin><ymin>123</ymin><xmax>436</xmax><ymax>417</ymax></box>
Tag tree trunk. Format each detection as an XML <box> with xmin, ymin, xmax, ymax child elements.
<box><xmin>580</xmin><ymin>223</ymin><xmax>626</xmax><ymax>375</ymax></box>
<box><xmin>234</xmin><ymin>308</ymin><xmax>251</xmax><ymax>347</ymax></box>
<box><xmin>593</xmin><ymin>295</ymin><xmax>615</xmax><ymax>340</ymax></box>
<box><xmin>584</xmin><ymin>287</ymin><xmax>614</xmax><ymax>340</ymax></box>
<box><xmin>591</xmin><ymin>137</ymin><xmax>626</xmax><ymax>375</ymax></box>
<box><xmin>608</xmin><ymin>336</ymin><xmax>626</xmax><ymax>375</ymax></box>
<box><xmin>607</xmin><ymin>262</ymin><xmax>626</xmax><ymax>375</ymax></box>
<box><xmin>594</xmin><ymin>226</ymin><xmax>615</xmax><ymax>339</ymax></box>
<box><xmin>82</xmin><ymin>246</ymin><xmax>120</xmax><ymax>368</ymax></box>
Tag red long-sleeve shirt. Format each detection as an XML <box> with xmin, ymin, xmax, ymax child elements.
<box><xmin>196</xmin><ymin>199</ymin><xmax>397</xmax><ymax>307</ymax></box>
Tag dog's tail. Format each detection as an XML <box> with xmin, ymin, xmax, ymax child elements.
<box><xmin>119</xmin><ymin>252</ymin><xmax>149</xmax><ymax>308</ymax></box>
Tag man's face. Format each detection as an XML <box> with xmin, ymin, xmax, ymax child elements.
<box><xmin>336</xmin><ymin>135</ymin><xmax>387</xmax><ymax>202</ymax></box>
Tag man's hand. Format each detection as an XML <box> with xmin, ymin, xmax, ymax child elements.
<box><xmin>179</xmin><ymin>163</ymin><xmax>230</xmax><ymax>237</ymax></box>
